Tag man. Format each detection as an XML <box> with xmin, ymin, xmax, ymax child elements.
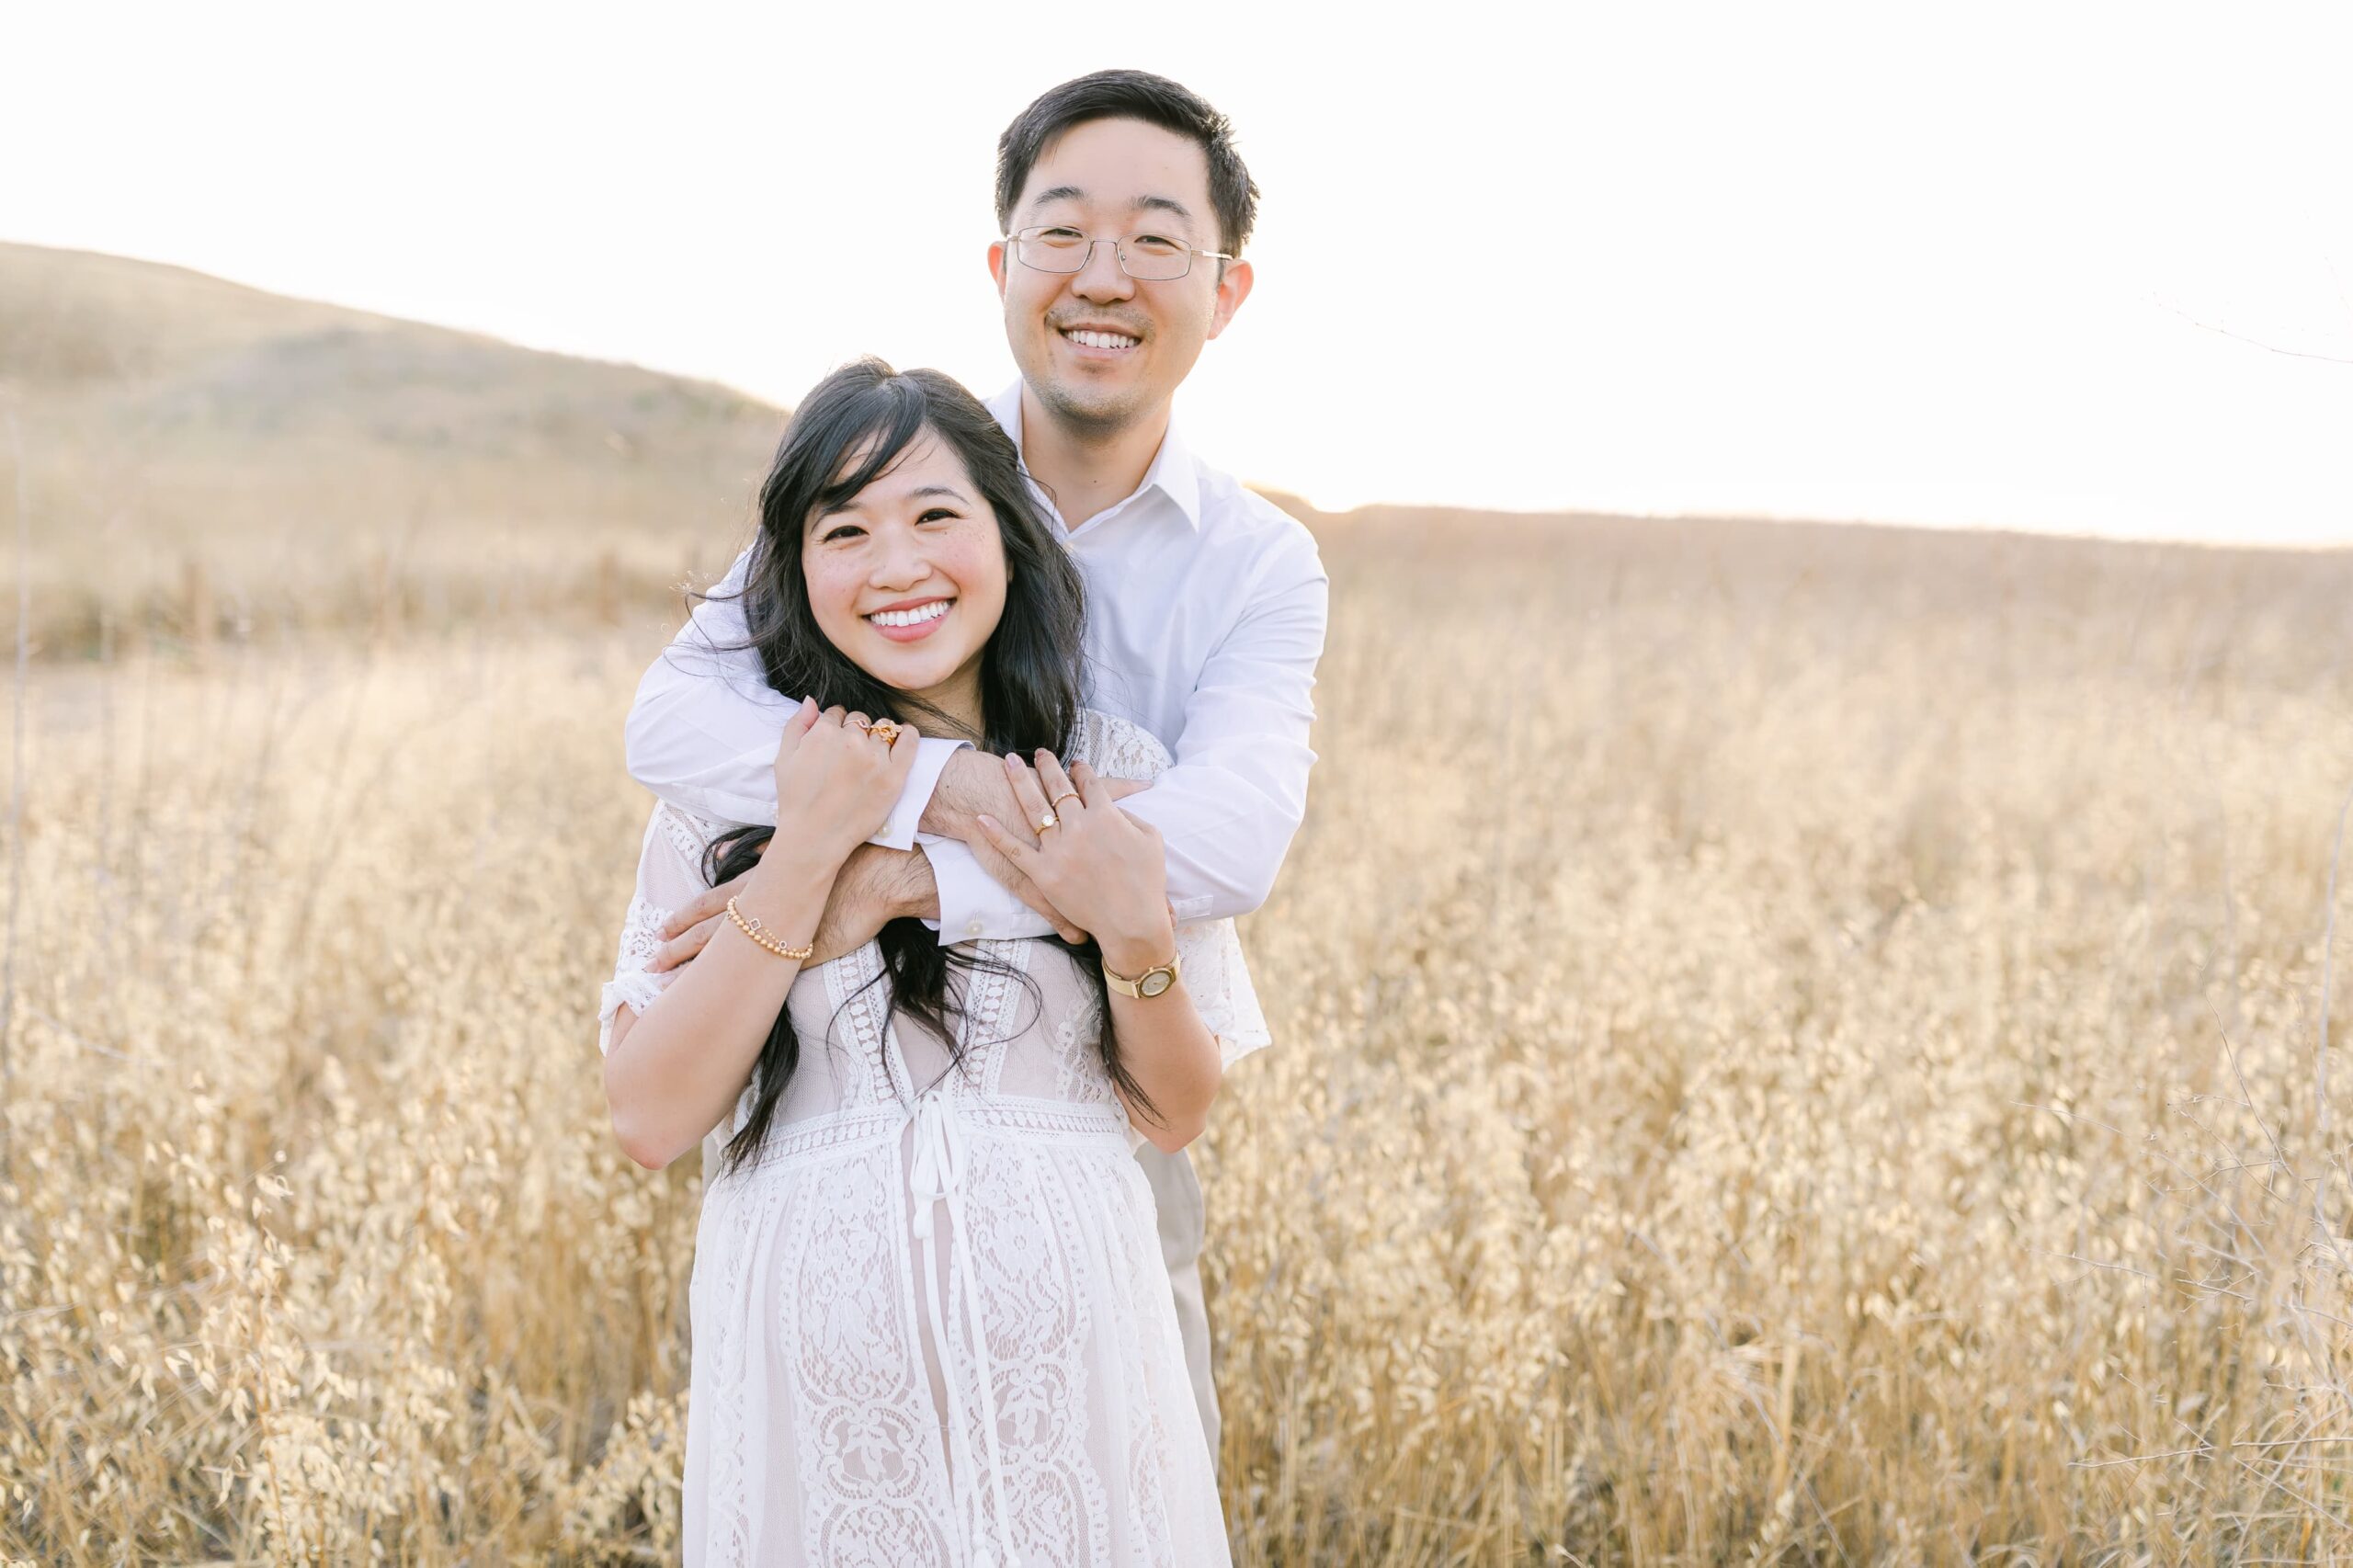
<box><xmin>622</xmin><ymin>69</ymin><xmax>1326</xmax><ymax>1461</ymax></box>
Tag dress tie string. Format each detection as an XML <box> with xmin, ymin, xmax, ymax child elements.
<box><xmin>908</xmin><ymin>1086</ymin><xmax>1023</xmax><ymax>1568</ymax></box>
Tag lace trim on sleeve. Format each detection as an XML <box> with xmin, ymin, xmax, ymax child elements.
<box><xmin>598</xmin><ymin>896</ymin><xmax>676</xmax><ymax>1057</ymax></box>
<box><xmin>1073</xmin><ymin>708</ymin><xmax>1273</xmax><ymax>1068</ymax></box>
<box><xmin>1176</xmin><ymin>918</ymin><xmax>1272</xmax><ymax>1070</ymax></box>
<box><xmin>597</xmin><ymin>800</ymin><xmax>723</xmax><ymax>1057</ymax></box>
<box><xmin>1072</xmin><ymin>706</ymin><xmax>1175</xmax><ymax>781</ymax></box>
<box><xmin>655</xmin><ymin>800</ymin><xmax>722</xmax><ymax>872</ymax></box>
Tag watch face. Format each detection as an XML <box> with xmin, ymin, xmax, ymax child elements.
<box><xmin>1140</xmin><ymin>969</ymin><xmax>1173</xmax><ymax>997</ymax></box>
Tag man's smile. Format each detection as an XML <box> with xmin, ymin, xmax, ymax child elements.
<box><xmin>1053</xmin><ymin>318</ymin><xmax>1146</xmax><ymax>356</ymax></box>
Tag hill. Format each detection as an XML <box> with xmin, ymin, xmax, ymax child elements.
<box><xmin>1</xmin><ymin>242</ymin><xmax>783</xmax><ymax>652</ymax></box>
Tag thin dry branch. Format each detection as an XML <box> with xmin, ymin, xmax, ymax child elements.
<box><xmin>2160</xmin><ymin>301</ymin><xmax>2353</xmax><ymax>366</ymax></box>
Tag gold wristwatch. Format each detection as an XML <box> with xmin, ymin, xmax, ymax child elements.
<box><xmin>1103</xmin><ymin>949</ymin><xmax>1182</xmax><ymax>999</ymax></box>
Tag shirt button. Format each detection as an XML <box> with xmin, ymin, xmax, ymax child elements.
<box><xmin>964</xmin><ymin>920</ymin><xmax>984</xmax><ymax>937</ymax></box>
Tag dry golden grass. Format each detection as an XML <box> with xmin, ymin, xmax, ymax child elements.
<box><xmin>6</xmin><ymin>511</ymin><xmax>2353</xmax><ymax>1564</ymax></box>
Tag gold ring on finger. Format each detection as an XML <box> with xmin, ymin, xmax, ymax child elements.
<box><xmin>869</xmin><ymin>719</ymin><xmax>900</xmax><ymax>745</ymax></box>
<box><xmin>1037</xmin><ymin>810</ymin><xmax>1060</xmax><ymax>833</ymax></box>
<box><xmin>1051</xmin><ymin>791</ymin><xmax>1081</xmax><ymax>814</ymax></box>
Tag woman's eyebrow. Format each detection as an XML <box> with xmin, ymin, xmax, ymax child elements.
<box><xmin>815</xmin><ymin>484</ymin><xmax>970</xmax><ymax>522</ymax></box>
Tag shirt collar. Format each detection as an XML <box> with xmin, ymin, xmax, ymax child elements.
<box><xmin>987</xmin><ymin>381</ymin><xmax>1203</xmax><ymax>532</ymax></box>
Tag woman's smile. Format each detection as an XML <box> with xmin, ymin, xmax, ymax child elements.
<box><xmin>863</xmin><ymin>595</ymin><xmax>956</xmax><ymax>642</ymax></box>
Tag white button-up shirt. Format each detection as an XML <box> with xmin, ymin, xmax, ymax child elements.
<box><xmin>622</xmin><ymin>381</ymin><xmax>1330</xmax><ymax>938</ymax></box>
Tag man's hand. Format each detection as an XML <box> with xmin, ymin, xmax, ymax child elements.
<box><xmin>650</xmin><ymin>842</ymin><xmax>763</xmax><ymax>972</ymax></box>
<box><xmin>650</xmin><ymin>842</ymin><xmax>932</xmax><ymax>972</ymax></box>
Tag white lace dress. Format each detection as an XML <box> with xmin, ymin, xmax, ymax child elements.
<box><xmin>599</xmin><ymin>710</ymin><xmax>1267</xmax><ymax>1568</ymax></box>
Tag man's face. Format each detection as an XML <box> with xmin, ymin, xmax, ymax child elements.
<box><xmin>990</xmin><ymin>116</ymin><xmax>1253</xmax><ymax>434</ymax></box>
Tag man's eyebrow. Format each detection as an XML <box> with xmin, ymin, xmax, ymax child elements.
<box><xmin>1133</xmin><ymin>194</ymin><xmax>1196</xmax><ymax>225</ymax></box>
<box><xmin>1028</xmin><ymin>186</ymin><xmax>1199</xmax><ymax>229</ymax></box>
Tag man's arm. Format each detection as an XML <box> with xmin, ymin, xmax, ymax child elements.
<box><xmin>923</xmin><ymin>528</ymin><xmax>1329</xmax><ymax>926</ymax></box>
<box><xmin>623</xmin><ymin>551</ymin><xmax>962</xmax><ymax>845</ymax></box>
<box><xmin>1124</xmin><ymin>545</ymin><xmax>1324</xmax><ymax>919</ymax></box>
<box><xmin>647</xmin><ymin>839</ymin><xmax>943</xmax><ymax>975</ymax></box>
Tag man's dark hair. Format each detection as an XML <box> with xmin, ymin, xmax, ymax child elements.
<box><xmin>995</xmin><ymin>69</ymin><xmax>1260</xmax><ymax>258</ymax></box>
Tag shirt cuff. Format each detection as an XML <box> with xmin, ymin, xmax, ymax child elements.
<box><xmin>868</xmin><ymin>736</ymin><xmax>968</xmax><ymax>852</ymax></box>
<box><xmin>918</xmin><ymin>834</ymin><xmax>1055</xmax><ymax>942</ymax></box>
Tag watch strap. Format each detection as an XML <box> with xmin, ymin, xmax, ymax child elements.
<box><xmin>1103</xmin><ymin>949</ymin><xmax>1181</xmax><ymax>998</ymax></box>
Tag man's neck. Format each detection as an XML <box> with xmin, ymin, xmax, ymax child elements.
<box><xmin>1017</xmin><ymin>385</ymin><xmax>1171</xmax><ymax>532</ymax></box>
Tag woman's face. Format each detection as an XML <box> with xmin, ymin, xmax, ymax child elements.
<box><xmin>801</xmin><ymin>429</ymin><xmax>1008</xmax><ymax>719</ymax></box>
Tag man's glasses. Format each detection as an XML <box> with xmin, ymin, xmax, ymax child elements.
<box><xmin>1003</xmin><ymin>225</ymin><xmax>1233</xmax><ymax>283</ymax></box>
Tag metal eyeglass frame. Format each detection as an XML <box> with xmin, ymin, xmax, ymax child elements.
<box><xmin>1001</xmin><ymin>225</ymin><xmax>1235</xmax><ymax>281</ymax></box>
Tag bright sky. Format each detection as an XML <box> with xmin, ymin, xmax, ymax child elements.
<box><xmin>7</xmin><ymin>2</ymin><xmax>2351</xmax><ymax>546</ymax></box>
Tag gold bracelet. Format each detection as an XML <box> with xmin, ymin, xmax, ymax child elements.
<box><xmin>724</xmin><ymin>896</ymin><xmax>813</xmax><ymax>962</ymax></box>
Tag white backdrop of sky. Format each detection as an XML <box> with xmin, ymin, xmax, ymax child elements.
<box><xmin>6</xmin><ymin>1</ymin><xmax>2350</xmax><ymax>545</ymax></box>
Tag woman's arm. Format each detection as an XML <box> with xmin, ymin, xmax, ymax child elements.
<box><xmin>975</xmin><ymin>749</ymin><xmax>1224</xmax><ymax>1153</ymax></box>
<box><xmin>1098</xmin><ymin>960</ymin><xmax>1222</xmax><ymax>1153</ymax></box>
<box><xmin>604</xmin><ymin>843</ymin><xmax>839</xmax><ymax>1170</ymax></box>
<box><xmin>603</xmin><ymin>699</ymin><xmax>917</xmax><ymax>1170</ymax></box>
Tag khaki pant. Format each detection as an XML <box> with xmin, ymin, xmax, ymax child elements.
<box><xmin>1135</xmin><ymin>1141</ymin><xmax>1219</xmax><ymax>1466</ymax></box>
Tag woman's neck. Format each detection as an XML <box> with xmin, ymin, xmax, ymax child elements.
<box><xmin>907</xmin><ymin>663</ymin><xmax>987</xmax><ymax>745</ymax></box>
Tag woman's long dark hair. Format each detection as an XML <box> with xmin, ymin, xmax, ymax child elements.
<box><xmin>699</xmin><ymin>358</ymin><xmax>1156</xmax><ymax>1176</ymax></box>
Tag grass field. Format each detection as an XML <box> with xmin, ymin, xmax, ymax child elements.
<box><xmin>7</xmin><ymin>499</ymin><xmax>2353</xmax><ymax>1562</ymax></box>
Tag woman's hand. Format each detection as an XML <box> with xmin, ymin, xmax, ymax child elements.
<box><xmin>772</xmin><ymin>699</ymin><xmax>919</xmax><ymax>870</ymax></box>
<box><xmin>976</xmin><ymin>751</ymin><xmax>1174</xmax><ymax>971</ymax></box>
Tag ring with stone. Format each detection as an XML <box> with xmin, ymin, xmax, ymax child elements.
<box><xmin>1037</xmin><ymin>809</ymin><xmax>1060</xmax><ymax>833</ymax></box>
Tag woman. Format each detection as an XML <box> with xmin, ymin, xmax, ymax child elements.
<box><xmin>597</xmin><ymin>358</ymin><xmax>1263</xmax><ymax>1565</ymax></box>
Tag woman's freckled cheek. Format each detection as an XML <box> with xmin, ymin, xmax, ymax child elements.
<box><xmin>801</xmin><ymin>547</ymin><xmax>868</xmax><ymax>645</ymax></box>
<box><xmin>944</xmin><ymin>528</ymin><xmax>1008</xmax><ymax>642</ymax></box>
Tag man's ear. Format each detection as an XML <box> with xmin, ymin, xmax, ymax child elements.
<box><xmin>988</xmin><ymin>240</ymin><xmax>1010</xmax><ymax>299</ymax></box>
<box><xmin>1205</xmin><ymin>257</ymin><xmax>1254</xmax><ymax>342</ymax></box>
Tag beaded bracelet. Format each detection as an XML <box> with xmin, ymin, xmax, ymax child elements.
<box><xmin>724</xmin><ymin>896</ymin><xmax>813</xmax><ymax>962</ymax></box>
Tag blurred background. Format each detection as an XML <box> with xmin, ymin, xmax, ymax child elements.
<box><xmin>6</xmin><ymin>1</ymin><xmax>2352</xmax><ymax>648</ymax></box>
<box><xmin>5</xmin><ymin>4</ymin><xmax>2353</xmax><ymax>1562</ymax></box>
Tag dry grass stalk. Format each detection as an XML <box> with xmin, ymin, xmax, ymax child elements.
<box><xmin>3</xmin><ymin>516</ymin><xmax>2352</xmax><ymax>1562</ymax></box>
